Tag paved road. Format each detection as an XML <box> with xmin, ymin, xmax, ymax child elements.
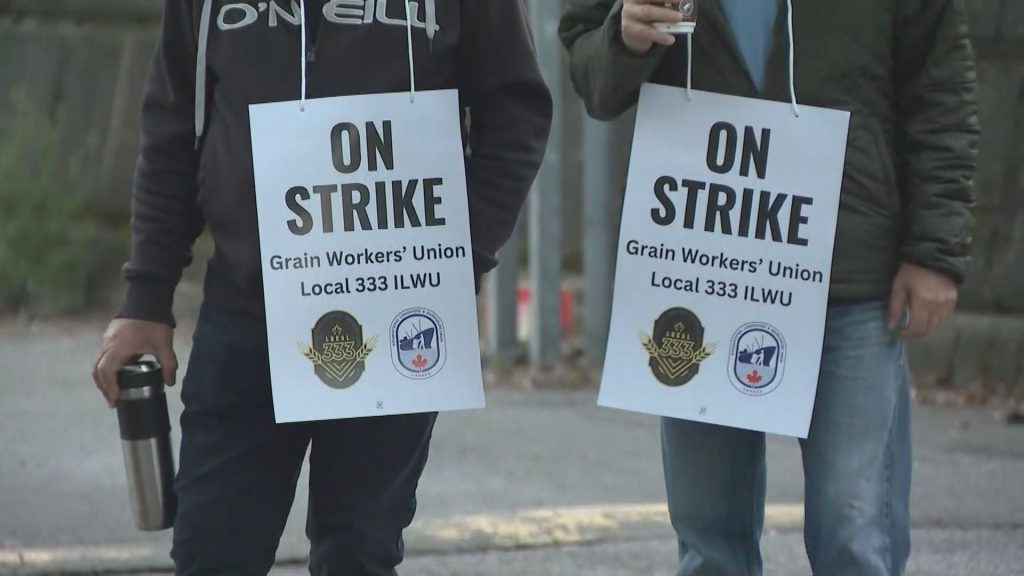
<box><xmin>266</xmin><ymin>529</ymin><xmax>1024</xmax><ymax>576</ymax></box>
<box><xmin>1</xmin><ymin>317</ymin><xmax>1022</xmax><ymax>575</ymax></box>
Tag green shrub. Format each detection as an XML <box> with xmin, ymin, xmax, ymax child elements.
<box><xmin>0</xmin><ymin>90</ymin><xmax>124</xmax><ymax>314</ymax></box>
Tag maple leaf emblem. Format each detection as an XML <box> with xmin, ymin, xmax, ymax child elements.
<box><xmin>412</xmin><ymin>354</ymin><xmax>429</xmax><ymax>370</ymax></box>
<box><xmin>746</xmin><ymin>371</ymin><xmax>763</xmax><ymax>385</ymax></box>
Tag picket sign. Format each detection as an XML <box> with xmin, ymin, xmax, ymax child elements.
<box><xmin>249</xmin><ymin>90</ymin><xmax>484</xmax><ymax>423</ymax></box>
<box><xmin>599</xmin><ymin>84</ymin><xmax>850</xmax><ymax>438</ymax></box>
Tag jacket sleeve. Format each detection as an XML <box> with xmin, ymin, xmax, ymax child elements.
<box><xmin>118</xmin><ymin>0</ymin><xmax>206</xmax><ymax>326</ymax></box>
<box><xmin>559</xmin><ymin>0</ymin><xmax>668</xmax><ymax>120</ymax></box>
<box><xmin>458</xmin><ymin>0</ymin><xmax>553</xmax><ymax>281</ymax></box>
<box><xmin>894</xmin><ymin>0</ymin><xmax>979</xmax><ymax>283</ymax></box>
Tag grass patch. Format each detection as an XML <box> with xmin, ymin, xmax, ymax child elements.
<box><xmin>0</xmin><ymin>90</ymin><xmax>125</xmax><ymax>314</ymax></box>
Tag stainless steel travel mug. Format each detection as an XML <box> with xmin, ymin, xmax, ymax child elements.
<box><xmin>117</xmin><ymin>361</ymin><xmax>176</xmax><ymax>531</ymax></box>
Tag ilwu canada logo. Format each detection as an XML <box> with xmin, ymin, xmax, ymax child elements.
<box><xmin>728</xmin><ymin>322</ymin><xmax>786</xmax><ymax>396</ymax></box>
<box><xmin>390</xmin><ymin>308</ymin><xmax>446</xmax><ymax>379</ymax></box>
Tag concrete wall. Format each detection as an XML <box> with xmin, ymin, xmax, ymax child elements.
<box><xmin>0</xmin><ymin>0</ymin><xmax>1020</xmax><ymax>387</ymax></box>
<box><xmin>911</xmin><ymin>0</ymin><xmax>1024</xmax><ymax>391</ymax></box>
<box><xmin>963</xmin><ymin>0</ymin><xmax>1024</xmax><ymax>313</ymax></box>
<box><xmin>0</xmin><ymin>1</ymin><xmax>160</xmax><ymax>214</ymax></box>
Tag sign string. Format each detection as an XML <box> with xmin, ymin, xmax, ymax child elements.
<box><xmin>683</xmin><ymin>0</ymin><xmax>800</xmax><ymax>117</ymax></box>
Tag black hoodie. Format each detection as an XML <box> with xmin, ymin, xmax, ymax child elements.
<box><xmin>120</xmin><ymin>0</ymin><xmax>552</xmax><ymax>325</ymax></box>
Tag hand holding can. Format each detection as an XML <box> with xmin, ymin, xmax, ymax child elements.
<box><xmin>653</xmin><ymin>0</ymin><xmax>698</xmax><ymax>35</ymax></box>
<box><xmin>621</xmin><ymin>0</ymin><xmax>691</xmax><ymax>55</ymax></box>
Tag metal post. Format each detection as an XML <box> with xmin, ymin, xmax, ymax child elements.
<box><xmin>527</xmin><ymin>0</ymin><xmax>564</xmax><ymax>366</ymax></box>
<box><xmin>486</xmin><ymin>223</ymin><xmax>522</xmax><ymax>362</ymax></box>
<box><xmin>582</xmin><ymin>117</ymin><xmax>614</xmax><ymax>365</ymax></box>
<box><xmin>582</xmin><ymin>115</ymin><xmax>633</xmax><ymax>365</ymax></box>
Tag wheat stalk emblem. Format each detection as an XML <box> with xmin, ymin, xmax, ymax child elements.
<box><xmin>639</xmin><ymin>332</ymin><xmax>716</xmax><ymax>380</ymax></box>
<box><xmin>298</xmin><ymin>336</ymin><xmax>378</xmax><ymax>383</ymax></box>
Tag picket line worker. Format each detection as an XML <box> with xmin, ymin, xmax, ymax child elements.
<box><xmin>560</xmin><ymin>0</ymin><xmax>978</xmax><ymax>574</ymax></box>
<box><xmin>92</xmin><ymin>1</ymin><xmax>551</xmax><ymax>574</ymax></box>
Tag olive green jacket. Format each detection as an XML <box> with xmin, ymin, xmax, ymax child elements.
<box><xmin>560</xmin><ymin>0</ymin><xmax>979</xmax><ymax>300</ymax></box>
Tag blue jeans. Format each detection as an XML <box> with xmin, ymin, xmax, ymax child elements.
<box><xmin>662</xmin><ymin>302</ymin><xmax>911</xmax><ymax>576</ymax></box>
<box><xmin>171</xmin><ymin>306</ymin><xmax>437</xmax><ymax>576</ymax></box>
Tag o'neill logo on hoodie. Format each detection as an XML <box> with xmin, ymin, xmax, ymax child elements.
<box><xmin>216</xmin><ymin>0</ymin><xmax>439</xmax><ymax>39</ymax></box>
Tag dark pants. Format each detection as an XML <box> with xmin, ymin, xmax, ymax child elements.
<box><xmin>171</xmin><ymin>307</ymin><xmax>437</xmax><ymax>576</ymax></box>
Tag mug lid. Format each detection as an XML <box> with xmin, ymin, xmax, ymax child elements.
<box><xmin>117</xmin><ymin>361</ymin><xmax>163</xmax><ymax>390</ymax></box>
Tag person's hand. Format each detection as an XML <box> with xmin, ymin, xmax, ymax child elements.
<box><xmin>621</xmin><ymin>0</ymin><xmax>682</xmax><ymax>56</ymax></box>
<box><xmin>92</xmin><ymin>319</ymin><xmax>177</xmax><ymax>408</ymax></box>
<box><xmin>887</xmin><ymin>263</ymin><xmax>958</xmax><ymax>340</ymax></box>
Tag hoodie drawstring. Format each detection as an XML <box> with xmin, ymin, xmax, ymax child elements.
<box><xmin>785</xmin><ymin>0</ymin><xmax>800</xmax><ymax>117</ymax></box>
<box><xmin>302</xmin><ymin>0</ymin><xmax>416</xmax><ymax>108</ymax></box>
<box><xmin>299</xmin><ymin>0</ymin><xmax>308</xmax><ymax>111</ymax></box>
<box><xmin>684</xmin><ymin>0</ymin><xmax>800</xmax><ymax>117</ymax></box>
<box><xmin>194</xmin><ymin>0</ymin><xmax>421</xmax><ymax>145</ymax></box>
<box><xmin>195</xmin><ymin>0</ymin><xmax>213</xmax><ymax>149</ymax></box>
<box><xmin>404</xmin><ymin>0</ymin><xmax>417</xmax><ymax>103</ymax></box>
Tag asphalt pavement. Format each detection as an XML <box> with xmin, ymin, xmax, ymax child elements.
<box><xmin>1</xmin><ymin>316</ymin><xmax>1022</xmax><ymax>575</ymax></box>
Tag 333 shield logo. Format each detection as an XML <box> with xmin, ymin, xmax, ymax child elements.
<box><xmin>639</xmin><ymin>307</ymin><xmax>716</xmax><ymax>387</ymax></box>
<box><xmin>298</xmin><ymin>311</ymin><xmax>377</xmax><ymax>389</ymax></box>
